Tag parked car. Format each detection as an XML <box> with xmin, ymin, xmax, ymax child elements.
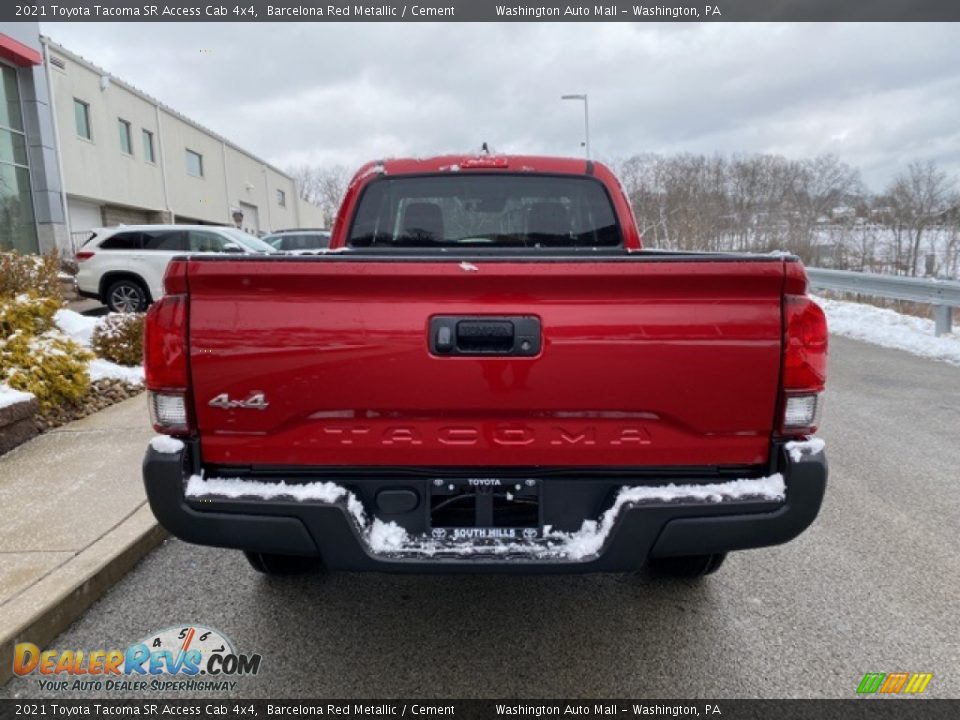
<box><xmin>143</xmin><ymin>155</ymin><xmax>828</xmax><ymax>577</ymax></box>
<box><xmin>263</xmin><ymin>229</ymin><xmax>331</xmax><ymax>252</ymax></box>
<box><xmin>75</xmin><ymin>225</ymin><xmax>277</xmax><ymax>312</ymax></box>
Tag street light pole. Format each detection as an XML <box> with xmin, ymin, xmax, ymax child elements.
<box><xmin>561</xmin><ymin>93</ymin><xmax>590</xmax><ymax>159</ymax></box>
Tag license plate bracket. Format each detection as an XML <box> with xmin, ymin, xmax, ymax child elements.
<box><xmin>429</xmin><ymin>477</ymin><xmax>541</xmax><ymax>540</ymax></box>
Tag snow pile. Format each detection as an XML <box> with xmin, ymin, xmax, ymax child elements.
<box><xmin>814</xmin><ymin>295</ymin><xmax>960</xmax><ymax>366</ymax></box>
<box><xmin>367</xmin><ymin>519</ymin><xmax>409</xmax><ymax>552</ymax></box>
<box><xmin>53</xmin><ymin>310</ymin><xmax>145</xmax><ymax>385</ymax></box>
<box><xmin>785</xmin><ymin>437</ymin><xmax>826</xmax><ymax>462</ymax></box>
<box><xmin>53</xmin><ymin>309</ymin><xmax>98</xmax><ymax>347</ymax></box>
<box><xmin>88</xmin><ymin>358</ymin><xmax>144</xmax><ymax>384</ymax></box>
<box><xmin>184</xmin><ymin>473</ymin><xmax>785</xmax><ymax>561</ymax></box>
<box><xmin>149</xmin><ymin>435</ymin><xmax>184</xmax><ymax>454</ymax></box>
<box><xmin>0</xmin><ymin>384</ymin><xmax>35</xmax><ymax>409</ymax></box>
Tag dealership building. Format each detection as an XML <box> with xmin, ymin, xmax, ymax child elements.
<box><xmin>0</xmin><ymin>22</ymin><xmax>322</xmax><ymax>255</ymax></box>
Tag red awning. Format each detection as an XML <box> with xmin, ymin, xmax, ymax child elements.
<box><xmin>0</xmin><ymin>33</ymin><xmax>42</xmax><ymax>67</ymax></box>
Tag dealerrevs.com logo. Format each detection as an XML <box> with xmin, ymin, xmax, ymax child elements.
<box><xmin>13</xmin><ymin>625</ymin><xmax>261</xmax><ymax>693</ymax></box>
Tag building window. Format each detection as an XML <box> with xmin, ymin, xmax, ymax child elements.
<box><xmin>118</xmin><ymin>118</ymin><xmax>133</xmax><ymax>155</ymax></box>
<box><xmin>142</xmin><ymin>129</ymin><xmax>155</xmax><ymax>163</ymax></box>
<box><xmin>185</xmin><ymin>149</ymin><xmax>203</xmax><ymax>177</ymax></box>
<box><xmin>74</xmin><ymin>99</ymin><xmax>91</xmax><ymax>140</ymax></box>
<box><xmin>0</xmin><ymin>64</ymin><xmax>38</xmax><ymax>253</ymax></box>
<box><xmin>276</xmin><ymin>189</ymin><xmax>286</xmax><ymax>207</ymax></box>
<box><xmin>1</xmin><ymin>67</ymin><xmax>24</xmax><ymax>132</ymax></box>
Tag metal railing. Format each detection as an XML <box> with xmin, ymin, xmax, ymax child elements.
<box><xmin>806</xmin><ymin>267</ymin><xmax>960</xmax><ymax>337</ymax></box>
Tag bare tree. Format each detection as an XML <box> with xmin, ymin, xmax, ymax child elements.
<box><xmin>288</xmin><ymin>164</ymin><xmax>350</xmax><ymax>227</ymax></box>
<box><xmin>927</xmin><ymin>196</ymin><xmax>960</xmax><ymax>278</ymax></box>
<box><xmin>785</xmin><ymin>155</ymin><xmax>862</xmax><ymax>263</ymax></box>
<box><xmin>886</xmin><ymin>161</ymin><xmax>955</xmax><ymax>275</ymax></box>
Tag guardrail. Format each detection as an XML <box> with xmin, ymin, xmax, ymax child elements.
<box><xmin>806</xmin><ymin>267</ymin><xmax>960</xmax><ymax>337</ymax></box>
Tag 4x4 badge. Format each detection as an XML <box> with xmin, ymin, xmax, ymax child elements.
<box><xmin>208</xmin><ymin>392</ymin><xmax>269</xmax><ymax>410</ymax></box>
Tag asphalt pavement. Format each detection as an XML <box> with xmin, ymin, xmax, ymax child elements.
<box><xmin>2</xmin><ymin>336</ymin><xmax>958</xmax><ymax>699</ymax></box>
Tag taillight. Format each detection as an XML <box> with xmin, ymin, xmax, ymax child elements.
<box><xmin>780</xmin><ymin>294</ymin><xmax>828</xmax><ymax>436</ymax></box>
<box><xmin>144</xmin><ymin>293</ymin><xmax>191</xmax><ymax>435</ymax></box>
<box><xmin>148</xmin><ymin>392</ymin><xmax>190</xmax><ymax>434</ymax></box>
<box><xmin>163</xmin><ymin>259</ymin><xmax>188</xmax><ymax>295</ymax></box>
<box><xmin>75</xmin><ymin>251</ymin><xmax>95</xmax><ymax>261</ymax></box>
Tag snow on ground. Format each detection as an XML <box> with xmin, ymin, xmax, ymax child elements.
<box><xmin>53</xmin><ymin>309</ymin><xmax>98</xmax><ymax>347</ymax></box>
<box><xmin>185</xmin><ymin>473</ymin><xmax>786</xmax><ymax>560</ymax></box>
<box><xmin>813</xmin><ymin>295</ymin><xmax>960</xmax><ymax>367</ymax></box>
<box><xmin>0</xmin><ymin>384</ymin><xmax>35</xmax><ymax>408</ymax></box>
<box><xmin>53</xmin><ymin>310</ymin><xmax>145</xmax><ymax>384</ymax></box>
<box><xmin>88</xmin><ymin>358</ymin><xmax>144</xmax><ymax>384</ymax></box>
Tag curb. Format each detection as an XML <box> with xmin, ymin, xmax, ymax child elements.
<box><xmin>0</xmin><ymin>504</ymin><xmax>166</xmax><ymax>687</ymax></box>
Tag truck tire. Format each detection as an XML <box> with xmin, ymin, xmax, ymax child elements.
<box><xmin>647</xmin><ymin>553</ymin><xmax>726</xmax><ymax>578</ymax></box>
<box><xmin>243</xmin><ymin>551</ymin><xmax>322</xmax><ymax>575</ymax></box>
<box><xmin>106</xmin><ymin>278</ymin><xmax>149</xmax><ymax>313</ymax></box>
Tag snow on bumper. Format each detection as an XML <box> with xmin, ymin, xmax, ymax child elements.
<box><xmin>785</xmin><ymin>437</ymin><xmax>826</xmax><ymax>463</ymax></box>
<box><xmin>141</xmin><ymin>439</ymin><xmax>826</xmax><ymax>572</ymax></box>
<box><xmin>185</xmin><ymin>473</ymin><xmax>787</xmax><ymax>561</ymax></box>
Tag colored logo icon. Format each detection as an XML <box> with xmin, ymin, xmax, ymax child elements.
<box><xmin>856</xmin><ymin>672</ymin><xmax>932</xmax><ymax>695</ymax></box>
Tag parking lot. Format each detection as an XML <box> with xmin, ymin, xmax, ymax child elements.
<box><xmin>2</xmin><ymin>335</ymin><xmax>958</xmax><ymax>699</ymax></box>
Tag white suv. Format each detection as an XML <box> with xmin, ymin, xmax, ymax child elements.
<box><xmin>75</xmin><ymin>225</ymin><xmax>277</xmax><ymax>312</ymax></box>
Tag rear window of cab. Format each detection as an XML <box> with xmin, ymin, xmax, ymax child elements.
<box><xmin>347</xmin><ymin>174</ymin><xmax>622</xmax><ymax>249</ymax></box>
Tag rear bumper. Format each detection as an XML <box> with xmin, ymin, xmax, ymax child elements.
<box><xmin>142</xmin><ymin>445</ymin><xmax>827</xmax><ymax>573</ymax></box>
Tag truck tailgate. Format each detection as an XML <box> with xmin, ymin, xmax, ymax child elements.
<box><xmin>186</xmin><ymin>257</ymin><xmax>786</xmax><ymax>468</ymax></box>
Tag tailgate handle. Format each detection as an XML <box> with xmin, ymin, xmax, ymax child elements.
<box><xmin>429</xmin><ymin>316</ymin><xmax>541</xmax><ymax>356</ymax></box>
<box><xmin>457</xmin><ymin>320</ymin><xmax>514</xmax><ymax>352</ymax></box>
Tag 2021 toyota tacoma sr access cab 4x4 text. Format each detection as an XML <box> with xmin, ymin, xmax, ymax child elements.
<box><xmin>142</xmin><ymin>155</ymin><xmax>828</xmax><ymax>577</ymax></box>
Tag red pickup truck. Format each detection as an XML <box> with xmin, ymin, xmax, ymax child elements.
<box><xmin>142</xmin><ymin>155</ymin><xmax>828</xmax><ymax>577</ymax></box>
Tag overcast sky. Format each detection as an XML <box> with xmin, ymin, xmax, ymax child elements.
<box><xmin>42</xmin><ymin>22</ymin><xmax>960</xmax><ymax>190</ymax></box>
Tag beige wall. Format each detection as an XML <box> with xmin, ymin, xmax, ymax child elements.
<box><xmin>223</xmin><ymin>150</ymin><xmax>328</xmax><ymax>230</ymax></box>
<box><xmin>49</xmin><ymin>54</ymin><xmax>166</xmax><ymax>213</ymax></box>
<box><xmin>295</xmin><ymin>195</ymin><xmax>326</xmax><ymax>228</ymax></box>
<box><xmin>158</xmin><ymin>108</ymin><xmax>229</xmax><ymax>223</ymax></box>
<box><xmin>46</xmin><ymin>41</ymin><xmax>322</xmax><ymax>232</ymax></box>
<box><xmin>223</xmin><ymin>146</ymin><xmax>274</xmax><ymax>231</ymax></box>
